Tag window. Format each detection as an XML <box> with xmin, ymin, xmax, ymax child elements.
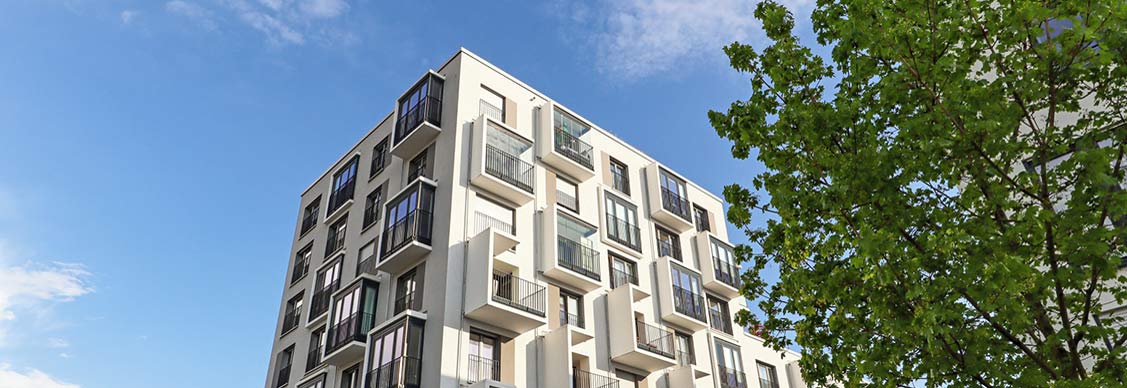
<box><xmin>282</xmin><ymin>292</ymin><xmax>304</xmax><ymax>335</ymax></box>
<box><xmin>674</xmin><ymin>331</ymin><xmax>695</xmax><ymax>365</ymax></box>
<box><xmin>339</xmin><ymin>364</ymin><xmax>361</xmax><ymax>388</ymax></box>
<box><xmin>394</xmin><ymin>267</ymin><xmax>422</xmax><ymax>314</ymax></box>
<box><xmin>693</xmin><ymin>205</ymin><xmax>711</xmax><ymax>232</ymax></box>
<box><xmin>357</xmin><ymin>240</ymin><xmax>377</xmax><ymax>276</ymax></box>
<box><xmin>671</xmin><ymin>264</ymin><xmax>706</xmax><ymax>321</ymax></box>
<box><xmin>609</xmin><ymin>158</ymin><xmax>630</xmax><ymax>195</ymax></box>
<box><xmin>328</xmin><ymin>156</ymin><xmax>359</xmax><ymax>215</ymax></box>
<box><xmin>557</xmin><ymin>177</ymin><xmax>579</xmax><ymax>212</ymax></box>
<box><xmin>292</xmin><ymin>243</ymin><xmax>313</xmax><ymax>284</ymax></box>
<box><xmin>310</xmin><ymin>260</ymin><xmax>342</xmax><ymax>320</ymax></box>
<box><xmin>609</xmin><ymin>254</ymin><xmax>637</xmax><ymax>288</ymax></box>
<box><xmin>396</xmin><ymin>74</ymin><xmax>443</xmax><ymax>144</ymax></box>
<box><xmin>711</xmin><ymin>239</ymin><xmax>739</xmax><ymax>288</ymax></box>
<box><xmin>604</xmin><ymin>193</ymin><xmax>641</xmax><ymax>251</ymax></box>
<box><xmin>659</xmin><ymin>169</ymin><xmax>691</xmax><ymax>220</ymax></box>
<box><xmin>275</xmin><ymin>345</ymin><xmax>294</xmax><ymax>388</ymax></box>
<box><xmin>306</xmin><ymin>327</ymin><xmax>325</xmax><ymax>372</ymax></box>
<box><xmin>715</xmin><ymin>340</ymin><xmax>746</xmax><ymax>388</ymax></box>
<box><xmin>327</xmin><ymin>280</ymin><xmax>378</xmax><ymax>354</ymax></box>
<box><xmin>325</xmin><ymin>217</ymin><xmax>347</xmax><ymax>257</ymax></box>
<box><xmin>474</xmin><ymin>197</ymin><xmax>515</xmax><ymax>235</ymax></box>
<box><xmin>551</xmin><ymin>109</ymin><xmax>594</xmax><ymax>169</ymax></box>
<box><xmin>301</xmin><ymin>197</ymin><xmax>321</xmax><ymax>235</ymax></box>
<box><xmin>757</xmin><ymin>362</ymin><xmax>780</xmax><ymax>388</ymax></box>
<box><xmin>655</xmin><ymin>226</ymin><xmax>682</xmax><ymax>261</ymax></box>
<box><xmin>559</xmin><ymin>290</ymin><xmax>583</xmax><ymax>328</ymax></box>
<box><xmin>363</xmin><ymin>185</ymin><xmax>384</xmax><ymax>229</ymax></box>
<box><xmin>468</xmin><ymin>331</ymin><xmax>501</xmax><ymax>383</ymax></box>
<box><xmin>708</xmin><ymin>295</ymin><xmax>733</xmax><ymax>335</ymax></box>
<box><xmin>408</xmin><ymin>148</ymin><xmax>428</xmax><ymax>182</ymax></box>
<box><xmin>382</xmin><ymin>181</ymin><xmax>436</xmax><ymax>256</ymax></box>
<box><xmin>480</xmin><ymin>87</ymin><xmax>505</xmax><ymax>122</ymax></box>
<box><xmin>370</xmin><ymin>137</ymin><xmax>390</xmax><ymax>179</ymax></box>
<box><xmin>368</xmin><ymin>317</ymin><xmax>426</xmax><ymax>388</ymax></box>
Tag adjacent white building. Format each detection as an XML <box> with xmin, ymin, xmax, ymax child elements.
<box><xmin>263</xmin><ymin>48</ymin><xmax>806</xmax><ymax>388</ymax></box>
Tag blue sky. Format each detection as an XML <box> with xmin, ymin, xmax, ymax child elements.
<box><xmin>0</xmin><ymin>0</ymin><xmax>816</xmax><ymax>387</ymax></box>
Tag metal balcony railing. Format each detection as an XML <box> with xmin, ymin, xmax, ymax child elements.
<box><xmin>605</xmin><ymin>214</ymin><xmax>641</xmax><ymax>251</ymax></box>
<box><xmin>363</xmin><ymin>199</ymin><xmax>381</xmax><ymax>229</ymax></box>
<box><xmin>557</xmin><ymin>188</ymin><xmax>578</xmax><ymax>212</ymax></box>
<box><xmin>393</xmin><ymin>292</ymin><xmax>421</xmax><ymax>315</ymax></box>
<box><xmin>326</xmin><ymin>312</ymin><xmax>372</xmax><ymax>354</ymax></box>
<box><xmin>557</xmin><ymin>236</ymin><xmax>600</xmax><ymax>281</ymax></box>
<box><xmin>492</xmin><ymin>272</ymin><xmax>547</xmax><ymax>317</ymax></box>
<box><xmin>474</xmin><ymin>211</ymin><xmax>514</xmax><ymax>235</ymax></box>
<box><xmin>714</xmin><ymin>259</ymin><xmax>741</xmax><ymax>289</ymax></box>
<box><xmin>717</xmin><ymin>366</ymin><xmax>748</xmax><ymax>388</ymax></box>
<box><xmin>709</xmin><ymin>308</ymin><xmax>734</xmax><ymax>335</ymax></box>
<box><xmin>560</xmin><ymin>310</ymin><xmax>584</xmax><ymax>328</ymax></box>
<box><xmin>484</xmin><ymin>145</ymin><xmax>535</xmax><ymax>193</ymax></box>
<box><xmin>610</xmin><ymin>267</ymin><xmax>637</xmax><ymax>289</ymax></box>
<box><xmin>467</xmin><ymin>354</ymin><xmax>501</xmax><ymax>383</ymax></box>
<box><xmin>395</xmin><ymin>95</ymin><xmax>442</xmax><ymax>144</ymax></box>
<box><xmin>553</xmin><ymin>128</ymin><xmax>594</xmax><ymax>169</ymax></box>
<box><xmin>367</xmin><ymin>356</ymin><xmax>422</xmax><ymax>388</ymax></box>
<box><xmin>657</xmin><ymin>238</ymin><xmax>681</xmax><ymax>260</ymax></box>
<box><xmin>275</xmin><ymin>361</ymin><xmax>291</xmax><ymax>388</ymax></box>
<box><xmin>382</xmin><ymin>209</ymin><xmax>433</xmax><ymax>256</ymax></box>
<box><xmin>573</xmin><ymin>368</ymin><xmax>619</xmax><ymax>388</ymax></box>
<box><xmin>358</xmin><ymin>255</ymin><xmax>379</xmax><ymax>276</ymax></box>
<box><xmin>660</xmin><ymin>187</ymin><xmax>692</xmax><ymax>221</ymax></box>
<box><xmin>301</xmin><ymin>213</ymin><xmax>317</xmax><ymax>235</ymax></box>
<box><xmin>308</xmin><ymin>280</ymin><xmax>339</xmax><ymax>321</ymax></box>
<box><xmin>328</xmin><ymin>179</ymin><xmax>356</xmax><ymax>216</ymax></box>
<box><xmin>281</xmin><ymin>308</ymin><xmax>301</xmax><ymax>334</ymax></box>
<box><xmin>479</xmin><ymin>99</ymin><xmax>503</xmax><ymax>122</ymax></box>
<box><xmin>672</xmin><ymin>286</ymin><xmax>707</xmax><ymax>322</ymax></box>
<box><xmin>635</xmin><ymin>319</ymin><xmax>676</xmax><ymax>358</ymax></box>
<box><xmin>291</xmin><ymin>257</ymin><xmax>309</xmax><ymax>284</ymax></box>
<box><xmin>305</xmin><ymin>345</ymin><xmax>322</xmax><ymax>372</ymax></box>
<box><xmin>326</xmin><ymin>226</ymin><xmax>346</xmax><ymax>257</ymax></box>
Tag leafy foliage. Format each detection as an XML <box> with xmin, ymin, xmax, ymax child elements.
<box><xmin>710</xmin><ymin>1</ymin><xmax>1127</xmax><ymax>387</ymax></box>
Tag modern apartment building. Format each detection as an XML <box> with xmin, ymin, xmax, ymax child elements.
<box><xmin>263</xmin><ymin>48</ymin><xmax>806</xmax><ymax>388</ymax></box>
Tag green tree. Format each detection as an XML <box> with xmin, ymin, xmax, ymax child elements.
<box><xmin>709</xmin><ymin>1</ymin><xmax>1127</xmax><ymax>387</ymax></box>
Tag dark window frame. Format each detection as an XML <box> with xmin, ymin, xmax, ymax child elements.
<box><xmin>655</xmin><ymin>226</ymin><xmax>682</xmax><ymax>261</ymax></box>
<box><xmin>301</xmin><ymin>196</ymin><xmax>322</xmax><ymax>236</ymax></box>
<box><xmin>559</xmin><ymin>289</ymin><xmax>584</xmax><ymax>328</ymax></box>
<box><xmin>292</xmin><ymin>242</ymin><xmax>313</xmax><ymax>285</ymax></box>
<box><xmin>363</xmin><ymin>185</ymin><xmax>384</xmax><ymax>230</ymax></box>
<box><xmin>693</xmin><ymin>205</ymin><xmax>711</xmax><ymax>232</ymax></box>
<box><xmin>608</xmin><ymin>157</ymin><xmax>630</xmax><ymax>196</ymax></box>
<box><xmin>370</xmin><ymin>137</ymin><xmax>390</xmax><ymax>179</ymax></box>
<box><xmin>328</xmin><ymin>156</ymin><xmax>360</xmax><ymax>215</ymax></box>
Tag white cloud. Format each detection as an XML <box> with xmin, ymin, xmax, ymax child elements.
<box><xmin>165</xmin><ymin>0</ymin><xmax>218</xmax><ymax>31</ymax></box>
<box><xmin>300</xmin><ymin>0</ymin><xmax>349</xmax><ymax>19</ymax></box>
<box><xmin>0</xmin><ymin>364</ymin><xmax>79</xmax><ymax>388</ymax></box>
<box><xmin>221</xmin><ymin>0</ymin><xmax>352</xmax><ymax>46</ymax></box>
<box><xmin>0</xmin><ymin>259</ymin><xmax>92</xmax><ymax>343</ymax></box>
<box><xmin>239</xmin><ymin>11</ymin><xmax>305</xmax><ymax>45</ymax></box>
<box><xmin>119</xmin><ymin>9</ymin><xmax>139</xmax><ymax>25</ymax></box>
<box><xmin>46</xmin><ymin>338</ymin><xmax>69</xmax><ymax>348</ymax></box>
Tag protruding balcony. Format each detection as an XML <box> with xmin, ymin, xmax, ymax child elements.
<box><xmin>377</xmin><ymin>179</ymin><xmax>436</xmax><ymax>275</ymax></box>
<box><xmin>607</xmin><ymin>286</ymin><xmax>676</xmax><ymax>372</ymax></box>
<box><xmin>539</xmin><ymin>206</ymin><xmax>603</xmax><ymax>292</ymax></box>
<box><xmin>655</xmin><ymin>256</ymin><xmax>709</xmax><ymax>331</ymax></box>
<box><xmin>697</xmin><ymin>233</ymin><xmax>742</xmax><ymax>298</ymax></box>
<box><xmin>470</xmin><ymin>116</ymin><xmax>535</xmax><ymax>205</ymax></box>
<box><xmin>537</xmin><ymin>104</ymin><xmax>595</xmax><ymax>181</ymax></box>
<box><xmin>645</xmin><ymin>164</ymin><xmax>695</xmax><ymax>232</ymax></box>
<box><xmin>465</xmin><ymin>228</ymin><xmax>547</xmax><ymax>335</ymax></box>
<box><xmin>323</xmin><ymin>312</ymin><xmax>373</xmax><ymax>366</ymax></box>
<box><xmin>572</xmin><ymin>368</ymin><xmax>620</xmax><ymax>388</ymax></box>
<box><xmin>391</xmin><ymin>72</ymin><xmax>443</xmax><ymax>159</ymax></box>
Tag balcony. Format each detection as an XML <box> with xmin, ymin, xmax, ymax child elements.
<box><xmin>717</xmin><ymin>366</ymin><xmax>748</xmax><ymax>388</ymax></box>
<box><xmin>607</xmin><ymin>286</ymin><xmax>676</xmax><ymax>372</ymax></box>
<box><xmin>537</xmin><ymin>104</ymin><xmax>595</xmax><ymax>181</ymax></box>
<box><xmin>305</xmin><ymin>344</ymin><xmax>323</xmax><ymax>372</ymax></box>
<box><xmin>393</xmin><ymin>292</ymin><xmax>422</xmax><ymax>315</ymax></box>
<box><xmin>572</xmin><ymin>368</ymin><xmax>619</xmax><ymax>388</ymax></box>
<box><xmin>323</xmin><ymin>312</ymin><xmax>373</xmax><ymax>366</ymax></box>
<box><xmin>540</xmin><ymin>207</ymin><xmax>602</xmax><ymax>292</ymax></box>
<box><xmin>604</xmin><ymin>213</ymin><xmax>641</xmax><ymax>252</ymax></box>
<box><xmin>697</xmin><ymin>233</ymin><xmax>742</xmax><ymax>298</ymax></box>
<box><xmin>470</xmin><ymin>117</ymin><xmax>535</xmax><ymax>205</ymax></box>
<box><xmin>391</xmin><ymin>73</ymin><xmax>443</xmax><ymax>159</ymax></box>
<box><xmin>466</xmin><ymin>228</ymin><xmax>547</xmax><ymax>335</ymax></box>
<box><xmin>467</xmin><ymin>354</ymin><xmax>501</xmax><ymax>385</ymax></box>
<box><xmin>307</xmin><ymin>281</ymin><xmax>338</xmax><ymax>325</ymax></box>
<box><xmin>281</xmin><ymin>308</ymin><xmax>301</xmax><ymax>335</ymax></box>
<box><xmin>377</xmin><ymin>179</ymin><xmax>436</xmax><ymax>275</ymax></box>
<box><xmin>655</xmin><ymin>256</ymin><xmax>709</xmax><ymax>331</ymax></box>
<box><xmin>644</xmin><ymin>165</ymin><xmax>695</xmax><ymax>232</ymax></box>
<box><xmin>367</xmin><ymin>356</ymin><xmax>422</xmax><ymax>388</ymax></box>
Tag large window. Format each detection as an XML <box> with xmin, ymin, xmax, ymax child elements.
<box><xmin>292</xmin><ymin>243</ymin><xmax>313</xmax><ymax>284</ymax></box>
<box><xmin>340</xmin><ymin>364</ymin><xmax>361</xmax><ymax>388</ymax></box>
<box><xmin>659</xmin><ymin>169</ymin><xmax>691</xmax><ymax>220</ymax></box>
<box><xmin>671</xmin><ymin>264</ymin><xmax>706</xmax><ymax>321</ymax></box>
<box><xmin>715</xmin><ymin>340</ymin><xmax>746</xmax><ymax>388</ymax></box>
<box><xmin>757</xmin><ymin>362</ymin><xmax>780</xmax><ymax>388</ymax></box>
<box><xmin>604</xmin><ymin>193</ymin><xmax>641</xmax><ymax>251</ymax></box>
<box><xmin>325</xmin><ymin>217</ymin><xmax>347</xmax><ymax>257</ymax></box>
<box><xmin>328</xmin><ymin>156</ymin><xmax>359</xmax><ymax>214</ymax></box>
<box><xmin>367</xmin><ymin>317</ymin><xmax>425</xmax><ymax>388</ymax></box>
<box><xmin>708</xmin><ymin>295</ymin><xmax>733</xmax><ymax>334</ymax></box>
<box><xmin>363</xmin><ymin>185</ymin><xmax>384</xmax><ymax>230</ymax></box>
<box><xmin>395</xmin><ymin>74</ymin><xmax>443</xmax><ymax>144</ymax></box>
<box><xmin>559</xmin><ymin>290</ymin><xmax>584</xmax><ymax>328</ymax></box>
<box><xmin>301</xmin><ymin>196</ymin><xmax>321</xmax><ymax>235</ymax></box>
<box><xmin>609</xmin><ymin>158</ymin><xmax>630</xmax><ymax>195</ymax></box>
<box><xmin>310</xmin><ymin>260</ymin><xmax>342</xmax><ymax>320</ymax></box>
<box><xmin>655</xmin><ymin>226</ymin><xmax>682</xmax><ymax>261</ymax></box>
<box><xmin>382</xmin><ymin>180</ymin><xmax>436</xmax><ymax>256</ymax></box>
<box><xmin>609</xmin><ymin>254</ymin><xmax>638</xmax><ymax>288</ymax></box>
<box><xmin>306</xmin><ymin>327</ymin><xmax>325</xmax><ymax>372</ymax></box>
<box><xmin>370</xmin><ymin>137</ymin><xmax>389</xmax><ymax>179</ymax></box>
<box><xmin>711</xmin><ymin>239</ymin><xmax>739</xmax><ymax>288</ymax></box>
<box><xmin>394</xmin><ymin>267</ymin><xmax>422</xmax><ymax>314</ymax></box>
<box><xmin>327</xmin><ymin>280</ymin><xmax>378</xmax><ymax>354</ymax></box>
<box><xmin>468</xmin><ymin>331</ymin><xmax>501</xmax><ymax>383</ymax></box>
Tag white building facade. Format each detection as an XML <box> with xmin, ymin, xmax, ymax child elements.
<box><xmin>263</xmin><ymin>48</ymin><xmax>806</xmax><ymax>388</ymax></box>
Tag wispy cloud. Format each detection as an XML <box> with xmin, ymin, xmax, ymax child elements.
<box><xmin>165</xmin><ymin>0</ymin><xmax>219</xmax><ymax>31</ymax></box>
<box><xmin>0</xmin><ymin>254</ymin><xmax>92</xmax><ymax>344</ymax></box>
<box><xmin>238</xmin><ymin>10</ymin><xmax>305</xmax><ymax>45</ymax></box>
<box><xmin>119</xmin><ymin>9</ymin><xmax>139</xmax><ymax>25</ymax></box>
<box><xmin>162</xmin><ymin>0</ymin><xmax>354</xmax><ymax>46</ymax></box>
<box><xmin>0</xmin><ymin>363</ymin><xmax>79</xmax><ymax>388</ymax></box>
<box><xmin>46</xmin><ymin>338</ymin><xmax>69</xmax><ymax>348</ymax></box>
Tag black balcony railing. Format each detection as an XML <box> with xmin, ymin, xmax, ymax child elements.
<box><xmin>467</xmin><ymin>354</ymin><xmax>500</xmax><ymax>383</ymax></box>
<box><xmin>474</xmin><ymin>211</ymin><xmax>514</xmax><ymax>235</ymax></box>
<box><xmin>557</xmin><ymin>236</ymin><xmax>600</xmax><ymax>281</ymax></box>
<box><xmin>363</xmin><ymin>200</ymin><xmax>380</xmax><ymax>229</ymax></box>
<box><xmin>301</xmin><ymin>213</ymin><xmax>317</xmax><ymax>235</ymax></box>
<box><xmin>382</xmin><ymin>210</ymin><xmax>433</xmax><ymax>257</ymax></box>
<box><xmin>660</xmin><ymin>187</ymin><xmax>692</xmax><ymax>221</ymax></box>
<box><xmin>714</xmin><ymin>260</ymin><xmax>741</xmax><ymax>289</ymax></box>
<box><xmin>328</xmin><ymin>181</ymin><xmax>356</xmax><ymax>216</ymax></box>
<box><xmin>326</xmin><ymin>312</ymin><xmax>373</xmax><ymax>355</ymax></box>
<box><xmin>635</xmin><ymin>320</ymin><xmax>676</xmax><ymax>358</ymax></box>
<box><xmin>605</xmin><ymin>214</ymin><xmax>641</xmax><ymax>251</ymax></box>
<box><xmin>480</xmin><ymin>99</ymin><xmax>504</xmax><ymax>122</ymax></box>
<box><xmin>393</xmin><ymin>292</ymin><xmax>421</xmax><ymax>315</ymax></box>
<box><xmin>673</xmin><ymin>286</ymin><xmax>707</xmax><ymax>322</ymax></box>
<box><xmin>677</xmin><ymin>351</ymin><xmax>694</xmax><ymax>367</ymax></box>
<box><xmin>281</xmin><ymin>308</ymin><xmax>301</xmax><ymax>334</ymax></box>
<box><xmin>309</xmin><ymin>280</ymin><xmax>339</xmax><ymax>321</ymax></box>
<box><xmin>484</xmin><ymin>144</ymin><xmax>535</xmax><ymax>193</ymax></box>
<box><xmin>557</xmin><ymin>189</ymin><xmax>578</xmax><ymax>212</ymax></box>
<box><xmin>610</xmin><ymin>268</ymin><xmax>637</xmax><ymax>289</ymax></box>
<box><xmin>718</xmin><ymin>367</ymin><xmax>748</xmax><ymax>388</ymax></box>
<box><xmin>358</xmin><ymin>255</ymin><xmax>379</xmax><ymax>276</ymax></box>
<box><xmin>560</xmin><ymin>310</ymin><xmax>584</xmax><ymax>328</ymax></box>
<box><xmin>573</xmin><ymin>368</ymin><xmax>619</xmax><ymax>388</ymax></box>
<box><xmin>709</xmin><ymin>308</ymin><xmax>734</xmax><ymax>335</ymax></box>
<box><xmin>305</xmin><ymin>345</ymin><xmax>323</xmax><ymax>372</ymax></box>
<box><xmin>275</xmin><ymin>362</ymin><xmax>291</xmax><ymax>388</ymax></box>
<box><xmin>326</xmin><ymin>227</ymin><xmax>346</xmax><ymax>257</ymax></box>
<box><xmin>368</xmin><ymin>356</ymin><xmax>422</xmax><ymax>388</ymax></box>
<box><xmin>395</xmin><ymin>95</ymin><xmax>442</xmax><ymax>144</ymax></box>
<box><xmin>553</xmin><ymin>129</ymin><xmax>594</xmax><ymax>169</ymax></box>
<box><xmin>492</xmin><ymin>272</ymin><xmax>547</xmax><ymax>317</ymax></box>
<box><xmin>657</xmin><ymin>238</ymin><xmax>681</xmax><ymax>261</ymax></box>
<box><xmin>292</xmin><ymin>257</ymin><xmax>309</xmax><ymax>284</ymax></box>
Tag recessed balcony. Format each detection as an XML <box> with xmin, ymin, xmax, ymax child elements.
<box><xmin>696</xmin><ymin>233</ymin><xmax>742</xmax><ymax>299</ymax></box>
<box><xmin>539</xmin><ymin>206</ymin><xmax>603</xmax><ymax>292</ymax></box>
<box><xmin>391</xmin><ymin>72</ymin><xmax>444</xmax><ymax>159</ymax></box>
<box><xmin>537</xmin><ymin>104</ymin><xmax>595</xmax><ymax>181</ymax></box>
<box><xmin>469</xmin><ymin>116</ymin><xmax>535</xmax><ymax>205</ymax></box>
<box><xmin>465</xmin><ymin>228</ymin><xmax>547</xmax><ymax>335</ymax></box>
<box><xmin>645</xmin><ymin>164</ymin><xmax>695</xmax><ymax>233</ymax></box>
<box><xmin>655</xmin><ymin>256</ymin><xmax>709</xmax><ymax>331</ymax></box>
<box><xmin>377</xmin><ymin>178</ymin><xmax>436</xmax><ymax>275</ymax></box>
<box><xmin>607</xmin><ymin>287</ymin><xmax>676</xmax><ymax>372</ymax></box>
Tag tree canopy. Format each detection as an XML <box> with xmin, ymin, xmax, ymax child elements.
<box><xmin>710</xmin><ymin>1</ymin><xmax>1127</xmax><ymax>387</ymax></box>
